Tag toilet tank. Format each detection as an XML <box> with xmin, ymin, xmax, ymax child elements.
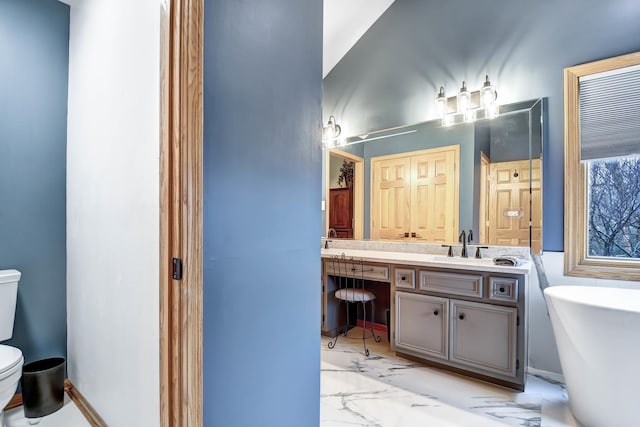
<box><xmin>0</xmin><ymin>269</ymin><xmax>21</xmax><ymax>341</ymax></box>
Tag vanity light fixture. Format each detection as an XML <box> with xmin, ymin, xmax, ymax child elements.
<box><xmin>435</xmin><ymin>75</ymin><xmax>499</xmax><ymax>126</ymax></box>
<box><xmin>322</xmin><ymin>115</ymin><xmax>342</xmax><ymax>143</ymax></box>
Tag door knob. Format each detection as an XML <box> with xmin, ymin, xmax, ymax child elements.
<box><xmin>433</xmin><ymin>310</ymin><xmax>439</xmax><ymax>316</ymax></box>
<box><xmin>458</xmin><ymin>314</ymin><xmax>465</xmax><ymax>320</ymax></box>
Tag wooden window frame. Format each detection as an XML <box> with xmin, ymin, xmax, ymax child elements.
<box><xmin>564</xmin><ymin>51</ymin><xmax>640</xmax><ymax>281</ymax></box>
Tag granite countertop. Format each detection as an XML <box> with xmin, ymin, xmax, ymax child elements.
<box><xmin>321</xmin><ymin>247</ymin><xmax>531</xmax><ymax>274</ymax></box>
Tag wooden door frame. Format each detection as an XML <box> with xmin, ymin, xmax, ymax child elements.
<box><xmin>160</xmin><ymin>0</ymin><xmax>203</xmax><ymax>426</ymax></box>
<box><xmin>479</xmin><ymin>151</ymin><xmax>490</xmax><ymax>245</ymax></box>
<box><xmin>325</xmin><ymin>148</ymin><xmax>364</xmax><ymax>239</ymax></box>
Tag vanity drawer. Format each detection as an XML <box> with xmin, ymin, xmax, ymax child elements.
<box><xmin>394</xmin><ymin>268</ymin><xmax>416</xmax><ymax>289</ymax></box>
<box><xmin>489</xmin><ymin>277</ymin><xmax>518</xmax><ymax>303</ymax></box>
<box><xmin>325</xmin><ymin>261</ymin><xmax>389</xmax><ymax>282</ymax></box>
<box><xmin>419</xmin><ymin>271</ymin><xmax>483</xmax><ymax>298</ymax></box>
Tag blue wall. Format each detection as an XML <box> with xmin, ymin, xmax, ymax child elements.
<box><xmin>323</xmin><ymin>0</ymin><xmax>640</xmax><ymax>251</ymax></box>
<box><xmin>0</xmin><ymin>0</ymin><xmax>69</xmax><ymax>364</ymax></box>
<box><xmin>203</xmin><ymin>0</ymin><xmax>322</xmax><ymax>426</ymax></box>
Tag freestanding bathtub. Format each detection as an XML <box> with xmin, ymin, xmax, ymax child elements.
<box><xmin>544</xmin><ymin>285</ymin><xmax>640</xmax><ymax>427</ymax></box>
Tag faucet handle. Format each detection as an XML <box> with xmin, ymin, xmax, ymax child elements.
<box><xmin>441</xmin><ymin>244</ymin><xmax>454</xmax><ymax>257</ymax></box>
<box><xmin>475</xmin><ymin>246</ymin><xmax>489</xmax><ymax>259</ymax></box>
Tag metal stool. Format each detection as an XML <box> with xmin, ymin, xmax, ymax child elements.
<box><xmin>327</xmin><ymin>254</ymin><xmax>381</xmax><ymax>356</ymax></box>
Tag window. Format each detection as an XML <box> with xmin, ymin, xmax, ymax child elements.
<box><xmin>565</xmin><ymin>52</ymin><xmax>640</xmax><ymax>280</ymax></box>
<box><xmin>587</xmin><ymin>156</ymin><xmax>640</xmax><ymax>259</ymax></box>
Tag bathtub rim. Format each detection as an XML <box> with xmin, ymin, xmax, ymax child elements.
<box><xmin>544</xmin><ymin>285</ymin><xmax>640</xmax><ymax>314</ymax></box>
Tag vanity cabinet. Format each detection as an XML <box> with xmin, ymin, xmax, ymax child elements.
<box><xmin>393</xmin><ymin>268</ymin><xmax>526</xmax><ymax>390</ymax></box>
<box><xmin>321</xmin><ymin>250</ymin><xmax>529</xmax><ymax>391</ymax></box>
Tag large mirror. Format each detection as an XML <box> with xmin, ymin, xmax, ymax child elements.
<box><xmin>322</xmin><ymin>98</ymin><xmax>544</xmax><ymax>254</ymax></box>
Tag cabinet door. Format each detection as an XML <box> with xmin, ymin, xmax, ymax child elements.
<box><xmin>395</xmin><ymin>292</ymin><xmax>448</xmax><ymax>360</ymax></box>
<box><xmin>329</xmin><ymin>188</ymin><xmax>353</xmax><ymax>231</ymax></box>
<box><xmin>449</xmin><ymin>299</ymin><xmax>517</xmax><ymax>377</ymax></box>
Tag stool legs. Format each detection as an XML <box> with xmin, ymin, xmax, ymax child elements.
<box><xmin>361</xmin><ymin>299</ymin><xmax>381</xmax><ymax>356</ymax></box>
<box><xmin>327</xmin><ymin>298</ymin><xmax>381</xmax><ymax>357</ymax></box>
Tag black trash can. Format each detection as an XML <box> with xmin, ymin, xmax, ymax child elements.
<box><xmin>21</xmin><ymin>357</ymin><xmax>65</xmax><ymax>419</ymax></box>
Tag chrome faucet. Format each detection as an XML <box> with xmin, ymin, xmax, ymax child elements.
<box><xmin>458</xmin><ymin>230</ymin><xmax>468</xmax><ymax>258</ymax></box>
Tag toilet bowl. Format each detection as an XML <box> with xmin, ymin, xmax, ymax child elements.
<box><xmin>0</xmin><ymin>345</ymin><xmax>23</xmax><ymax>425</ymax></box>
<box><xmin>0</xmin><ymin>270</ymin><xmax>23</xmax><ymax>427</ymax></box>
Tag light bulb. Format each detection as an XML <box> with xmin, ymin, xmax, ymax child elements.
<box><xmin>435</xmin><ymin>86</ymin><xmax>447</xmax><ymax>118</ymax></box>
<box><xmin>457</xmin><ymin>81</ymin><xmax>470</xmax><ymax>112</ymax></box>
<box><xmin>480</xmin><ymin>75</ymin><xmax>496</xmax><ymax>108</ymax></box>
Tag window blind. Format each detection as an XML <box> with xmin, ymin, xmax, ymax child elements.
<box><xmin>579</xmin><ymin>65</ymin><xmax>640</xmax><ymax>161</ymax></box>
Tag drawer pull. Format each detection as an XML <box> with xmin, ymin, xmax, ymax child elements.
<box><xmin>458</xmin><ymin>314</ymin><xmax>465</xmax><ymax>320</ymax></box>
<box><xmin>433</xmin><ymin>310</ymin><xmax>439</xmax><ymax>316</ymax></box>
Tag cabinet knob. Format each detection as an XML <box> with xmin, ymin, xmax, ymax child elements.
<box><xmin>499</xmin><ymin>287</ymin><xmax>506</xmax><ymax>293</ymax></box>
<box><xmin>401</xmin><ymin>276</ymin><xmax>406</xmax><ymax>281</ymax></box>
<box><xmin>433</xmin><ymin>309</ymin><xmax>439</xmax><ymax>316</ymax></box>
<box><xmin>458</xmin><ymin>314</ymin><xmax>465</xmax><ymax>320</ymax></box>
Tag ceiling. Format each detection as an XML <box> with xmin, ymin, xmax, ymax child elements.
<box><xmin>323</xmin><ymin>0</ymin><xmax>395</xmax><ymax>78</ymax></box>
<box><xmin>58</xmin><ymin>0</ymin><xmax>393</xmax><ymax>77</ymax></box>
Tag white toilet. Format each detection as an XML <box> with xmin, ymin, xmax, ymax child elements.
<box><xmin>0</xmin><ymin>269</ymin><xmax>24</xmax><ymax>427</ymax></box>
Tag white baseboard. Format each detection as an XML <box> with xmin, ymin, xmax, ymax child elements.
<box><xmin>528</xmin><ymin>367</ymin><xmax>565</xmax><ymax>384</ymax></box>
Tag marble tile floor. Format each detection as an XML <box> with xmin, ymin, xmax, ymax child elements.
<box><xmin>3</xmin><ymin>334</ymin><xmax>581</xmax><ymax>427</ymax></box>
<box><xmin>321</xmin><ymin>330</ymin><xmax>581</xmax><ymax>427</ymax></box>
<box><xmin>4</xmin><ymin>394</ymin><xmax>89</xmax><ymax>427</ymax></box>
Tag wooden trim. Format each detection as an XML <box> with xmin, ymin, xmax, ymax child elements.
<box><xmin>64</xmin><ymin>380</ymin><xmax>107</xmax><ymax>427</ymax></box>
<box><xmin>3</xmin><ymin>393</ymin><xmax>22</xmax><ymax>411</ymax></box>
<box><xmin>564</xmin><ymin>51</ymin><xmax>640</xmax><ymax>280</ymax></box>
<box><xmin>160</xmin><ymin>0</ymin><xmax>204</xmax><ymax>426</ymax></box>
<box><xmin>325</xmin><ymin>148</ymin><xmax>365</xmax><ymax>239</ymax></box>
<box><xmin>4</xmin><ymin>381</ymin><xmax>106</xmax><ymax>426</ymax></box>
<box><xmin>479</xmin><ymin>152</ymin><xmax>490</xmax><ymax>245</ymax></box>
<box><xmin>369</xmin><ymin>145</ymin><xmax>457</xmax><ymax>163</ymax></box>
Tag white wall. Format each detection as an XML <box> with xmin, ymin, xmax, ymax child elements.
<box><xmin>66</xmin><ymin>0</ymin><xmax>160</xmax><ymax>424</ymax></box>
<box><xmin>529</xmin><ymin>252</ymin><xmax>640</xmax><ymax>376</ymax></box>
